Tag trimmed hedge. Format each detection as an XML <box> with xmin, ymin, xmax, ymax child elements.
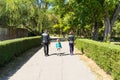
<box><xmin>0</xmin><ymin>36</ymin><xmax>41</xmax><ymax>66</ymax></box>
<box><xmin>75</xmin><ymin>39</ymin><xmax>120</xmax><ymax>80</ymax></box>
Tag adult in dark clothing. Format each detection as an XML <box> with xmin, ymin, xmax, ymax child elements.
<box><xmin>41</xmin><ymin>30</ymin><xmax>50</xmax><ymax>56</ymax></box>
<box><xmin>68</xmin><ymin>31</ymin><xmax>75</xmax><ymax>55</ymax></box>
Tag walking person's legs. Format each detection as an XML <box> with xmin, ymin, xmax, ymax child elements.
<box><xmin>69</xmin><ymin>43</ymin><xmax>74</xmax><ymax>55</ymax></box>
<box><xmin>43</xmin><ymin>43</ymin><xmax>49</xmax><ymax>56</ymax></box>
<box><xmin>71</xmin><ymin>43</ymin><xmax>74</xmax><ymax>54</ymax></box>
<box><xmin>69</xmin><ymin>43</ymin><xmax>72</xmax><ymax>54</ymax></box>
<box><xmin>46</xmin><ymin>43</ymin><xmax>49</xmax><ymax>55</ymax></box>
<box><xmin>57</xmin><ymin>48</ymin><xmax>61</xmax><ymax>56</ymax></box>
<box><xmin>43</xmin><ymin>43</ymin><xmax>46</xmax><ymax>55</ymax></box>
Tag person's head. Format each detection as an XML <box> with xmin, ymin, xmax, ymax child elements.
<box><xmin>57</xmin><ymin>39</ymin><xmax>60</xmax><ymax>42</ymax></box>
<box><xmin>69</xmin><ymin>30</ymin><xmax>73</xmax><ymax>35</ymax></box>
<box><xmin>44</xmin><ymin>29</ymin><xmax>48</xmax><ymax>33</ymax></box>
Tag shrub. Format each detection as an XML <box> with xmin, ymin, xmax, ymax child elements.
<box><xmin>0</xmin><ymin>36</ymin><xmax>41</xmax><ymax>66</ymax></box>
<box><xmin>75</xmin><ymin>39</ymin><xmax>120</xmax><ymax>80</ymax></box>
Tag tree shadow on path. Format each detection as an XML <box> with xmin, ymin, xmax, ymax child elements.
<box><xmin>0</xmin><ymin>46</ymin><xmax>42</xmax><ymax>80</ymax></box>
<box><xmin>49</xmin><ymin>52</ymin><xmax>82</xmax><ymax>56</ymax></box>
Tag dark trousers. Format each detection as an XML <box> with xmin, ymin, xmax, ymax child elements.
<box><xmin>43</xmin><ymin>43</ymin><xmax>49</xmax><ymax>56</ymax></box>
<box><xmin>69</xmin><ymin>43</ymin><xmax>74</xmax><ymax>54</ymax></box>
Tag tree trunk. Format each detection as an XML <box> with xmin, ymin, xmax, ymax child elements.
<box><xmin>104</xmin><ymin>15</ymin><xmax>111</xmax><ymax>42</ymax></box>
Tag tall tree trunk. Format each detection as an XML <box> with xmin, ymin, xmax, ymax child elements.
<box><xmin>104</xmin><ymin>13</ymin><xmax>111</xmax><ymax>42</ymax></box>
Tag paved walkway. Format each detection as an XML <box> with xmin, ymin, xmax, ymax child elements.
<box><xmin>0</xmin><ymin>41</ymin><xmax>97</xmax><ymax>80</ymax></box>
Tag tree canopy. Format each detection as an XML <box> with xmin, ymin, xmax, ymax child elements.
<box><xmin>0</xmin><ymin>0</ymin><xmax>120</xmax><ymax>41</ymax></box>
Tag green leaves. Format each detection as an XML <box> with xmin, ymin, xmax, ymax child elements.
<box><xmin>113</xmin><ymin>20</ymin><xmax>120</xmax><ymax>34</ymax></box>
<box><xmin>5</xmin><ymin>0</ymin><xmax>15</xmax><ymax>11</ymax></box>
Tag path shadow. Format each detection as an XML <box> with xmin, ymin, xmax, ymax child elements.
<box><xmin>75</xmin><ymin>53</ymin><xmax>83</xmax><ymax>55</ymax></box>
<box><xmin>49</xmin><ymin>52</ymin><xmax>82</xmax><ymax>56</ymax></box>
<box><xmin>0</xmin><ymin>46</ymin><xmax>42</xmax><ymax>80</ymax></box>
<box><xmin>50</xmin><ymin>37</ymin><xmax>67</xmax><ymax>42</ymax></box>
<box><xmin>49</xmin><ymin>52</ymin><xmax>69</xmax><ymax>56</ymax></box>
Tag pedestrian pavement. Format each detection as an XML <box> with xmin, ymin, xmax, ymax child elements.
<box><xmin>1</xmin><ymin>41</ymin><xmax>97</xmax><ymax>80</ymax></box>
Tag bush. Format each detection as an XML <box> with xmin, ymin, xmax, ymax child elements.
<box><xmin>75</xmin><ymin>39</ymin><xmax>120</xmax><ymax>80</ymax></box>
<box><xmin>0</xmin><ymin>36</ymin><xmax>41</xmax><ymax>66</ymax></box>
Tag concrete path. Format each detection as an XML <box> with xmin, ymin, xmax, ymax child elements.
<box><xmin>0</xmin><ymin>41</ymin><xmax>97</xmax><ymax>80</ymax></box>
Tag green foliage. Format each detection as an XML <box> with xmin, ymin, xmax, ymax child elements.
<box><xmin>0</xmin><ymin>0</ymin><xmax>55</xmax><ymax>35</ymax></box>
<box><xmin>0</xmin><ymin>0</ymin><xmax>120</xmax><ymax>39</ymax></box>
<box><xmin>75</xmin><ymin>39</ymin><xmax>120</xmax><ymax>80</ymax></box>
<box><xmin>0</xmin><ymin>36</ymin><xmax>41</xmax><ymax>66</ymax></box>
<box><xmin>104</xmin><ymin>33</ymin><xmax>111</xmax><ymax>43</ymax></box>
<box><xmin>63</xmin><ymin>26</ymin><xmax>70</xmax><ymax>32</ymax></box>
<box><xmin>63</xmin><ymin>12</ymin><xmax>76</xmax><ymax>26</ymax></box>
<box><xmin>113</xmin><ymin>20</ymin><xmax>120</xmax><ymax>36</ymax></box>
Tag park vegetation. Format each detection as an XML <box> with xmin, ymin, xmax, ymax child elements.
<box><xmin>0</xmin><ymin>0</ymin><xmax>120</xmax><ymax>42</ymax></box>
<box><xmin>0</xmin><ymin>36</ymin><xmax>41</xmax><ymax>66</ymax></box>
<box><xmin>75</xmin><ymin>39</ymin><xmax>120</xmax><ymax>80</ymax></box>
<box><xmin>0</xmin><ymin>0</ymin><xmax>120</xmax><ymax>79</ymax></box>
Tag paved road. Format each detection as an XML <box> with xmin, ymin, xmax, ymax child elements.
<box><xmin>0</xmin><ymin>41</ymin><xmax>97</xmax><ymax>80</ymax></box>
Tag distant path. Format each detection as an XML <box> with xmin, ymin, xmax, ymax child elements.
<box><xmin>0</xmin><ymin>37</ymin><xmax>97</xmax><ymax>80</ymax></box>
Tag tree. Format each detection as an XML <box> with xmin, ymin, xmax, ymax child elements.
<box><xmin>0</xmin><ymin>0</ymin><xmax>54</xmax><ymax>35</ymax></box>
<box><xmin>103</xmin><ymin>1</ymin><xmax>120</xmax><ymax>42</ymax></box>
<box><xmin>70</xmin><ymin>0</ymin><xmax>120</xmax><ymax>41</ymax></box>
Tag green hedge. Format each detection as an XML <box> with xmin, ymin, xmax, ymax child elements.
<box><xmin>75</xmin><ymin>39</ymin><xmax>120</xmax><ymax>80</ymax></box>
<box><xmin>0</xmin><ymin>36</ymin><xmax>41</xmax><ymax>66</ymax></box>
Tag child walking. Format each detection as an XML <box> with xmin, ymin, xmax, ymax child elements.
<box><xmin>56</xmin><ymin>39</ymin><xmax>62</xmax><ymax>55</ymax></box>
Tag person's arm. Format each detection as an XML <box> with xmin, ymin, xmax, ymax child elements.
<box><xmin>41</xmin><ymin>34</ymin><xmax>43</xmax><ymax>42</ymax></box>
<box><xmin>68</xmin><ymin>35</ymin><xmax>70</xmax><ymax>41</ymax></box>
<box><xmin>48</xmin><ymin>34</ymin><xmax>50</xmax><ymax>44</ymax></box>
<box><xmin>60</xmin><ymin>43</ymin><xmax>62</xmax><ymax>48</ymax></box>
<box><xmin>56</xmin><ymin>43</ymin><xmax>57</xmax><ymax>48</ymax></box>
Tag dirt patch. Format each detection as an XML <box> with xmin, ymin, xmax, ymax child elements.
<box><xmin>75</xmin><ymin>48</ymin><xmax>113</xmax><ymax>80</ymax></box>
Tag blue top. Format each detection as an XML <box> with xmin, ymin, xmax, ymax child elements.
<box><xmin>56</xmin><ymin>42</ymin><xmax>62</xmax><ymax>48</ymax></box>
